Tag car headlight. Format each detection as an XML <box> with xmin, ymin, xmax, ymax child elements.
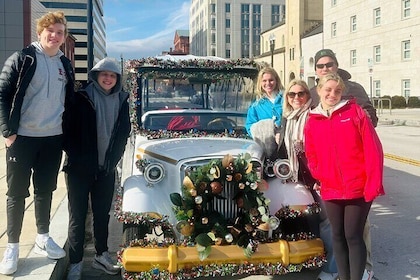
<box><xmin>144</xmin><ymin>163</ymin><xmax>165</xmax><ymax>184</ymax></box>
<box><xmin>272</xmin><ymin>159</ymin><xmax>292</xmax><ymax>180</ymax></box>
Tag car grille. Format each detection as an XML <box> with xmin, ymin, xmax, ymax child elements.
<box><xmin>180</xmin><ymin>158</ymin><xmax>262</xmax><ymax>222</ymax></box>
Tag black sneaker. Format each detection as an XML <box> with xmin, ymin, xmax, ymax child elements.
<box><xmin>91</xmin><ymin>251</ymin><xmax>120</xmax><ymax>275</ymax></box>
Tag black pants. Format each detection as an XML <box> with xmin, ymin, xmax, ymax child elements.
<box><xmin>324</xmin><ymin>198</ymin><xmax>372</xmax><ymax>280</ymax></box>
<box><xmin>6</xmin><ymin>135</ymin><xmax>63</xmax><ymax>243</ymax></box>
<box><xmin>66</xmin><ymin>169</ymin><xmax>116</xmax><ymax>263</ymax></box>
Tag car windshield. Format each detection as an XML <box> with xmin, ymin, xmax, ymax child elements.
<box><xmin>124</xmin><ymin>55</ymin><xmax>262</xmax><ymax>133</ymax></box>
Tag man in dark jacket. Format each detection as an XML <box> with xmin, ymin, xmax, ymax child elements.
<box><xmin>63</xmin><ymin>57</ymin><xmax>131</xmax><ymax>280</ymax></box>
<box><xmin>0</xmin><ymin>11</ymin><xmax>74</xmax><ymax>275</ymax></box>
<box><xmin>310</xmin><ymin>49</ymin><xmax>376</xmax><ymax>280</ymax></box>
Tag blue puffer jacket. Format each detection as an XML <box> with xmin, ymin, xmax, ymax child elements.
<box><xmin>245</xmin><ymin>93</ymin><xmax>283</xmax><ymax>137</ymax></box>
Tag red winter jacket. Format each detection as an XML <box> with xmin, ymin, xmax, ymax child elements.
<box><xmin>304</xmin><ymin>99</ymin><xmax>385</xmax><ymax>202</ymax></box>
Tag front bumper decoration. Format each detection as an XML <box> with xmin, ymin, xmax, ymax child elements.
<box><xmin>116</xmin><ymin>153</ymin><xmax>325</xmax><ymax>279</ymax></box>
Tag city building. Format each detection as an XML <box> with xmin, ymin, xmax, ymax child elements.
<box><xmin>256</xmin><ymin>0</ymin><xmax>322</xmax><ymax>87</ymax></box>
<box><xmin>169</xmin><ymin>29</ymin><xmax>190</xmax><ymax>55</ymax></box>
<box><xmin>257</xmin><ymin>0</ymin><xmax>419</xmax><ymax>98</ymax></box>
<box><xmin>316</xmin><ymin>0</ymin><xmax>419</xmax><ymax>99</ymax></box>
<box><xmin>0</xmin><ymin>0</ymin><xmax>45</xmax><ymax>63</ymax></box>
<box><xmin>189</xmin><ymin>0</ymin><xmax>285</xmax><ymax>59</ymax></box>
<box><xmin>0</xmin><ymin>0</ymin><xmax>75</xmax><ymax>68</ymax></box>
<box><xmin>40</xmin><ymin>0</ymin><xmax>106</xmax><ymax>82</ymax></box>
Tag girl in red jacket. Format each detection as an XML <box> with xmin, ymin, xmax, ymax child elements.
<box><xmin>304</xmin><ymin>73</ymin><xmax>384</xmax><ymax>280</ymax></box>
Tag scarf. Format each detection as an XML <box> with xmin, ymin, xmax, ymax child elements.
<box><xmin>284</xmin><ymin>99</ymin><xmax>312</xmax><ymax>182</ymax></box>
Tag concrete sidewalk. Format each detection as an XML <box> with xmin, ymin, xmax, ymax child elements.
<box><xmin>0</xmin><ymin>107</ymin><xmax>419</xmax><ymax>280</ymax></box>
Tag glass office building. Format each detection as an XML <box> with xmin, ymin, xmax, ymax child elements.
<box><xmin>41</xmin><ymin>0</ymin><xmax>106</xmax><ymax>82</ymax></box>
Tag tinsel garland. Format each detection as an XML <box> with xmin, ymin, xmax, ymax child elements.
<box><xmin>117</xmin><ymin>253</ymin><xmax>326</xmax><ymax>280</ymax></box>
<box><xmin>275</xmin><ymin>203</ymin><xmax>321</xmax><ymax>219</ymax></box>
<box><xmin>125</xmin><ymin>57</ymin><xmax>261</xmax><ymax>71</ymax></box>
<box><xmin>132</xmin><ymin>128</ymin><xmax>251</xmax><ymax>140</ymax></box>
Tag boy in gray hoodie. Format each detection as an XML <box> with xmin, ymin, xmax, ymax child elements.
<box><xmin>0</xmin><ymin>11</ymin><xmax>74</xmax><ymax>275</ymax></box>
<box><xmin>63</xmin><ymin>57</ymin><xmax>130</xmax><ymax>280</ymax></box>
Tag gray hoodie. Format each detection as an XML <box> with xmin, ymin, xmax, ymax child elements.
<box><xmin>18</xmin><ymin>41</ymin><xmax>67</xmax><ymax>136</ymax></box>
<box><xmin>84</xmin><ymin>57</ymin><xmax>126</xmax><ymax>167</ymax></box>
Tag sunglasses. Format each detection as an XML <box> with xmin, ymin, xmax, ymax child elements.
<box><xmin>287</xmin><ymin>91</ymin><xmax>306</xmax><ymax>98</ymax></box>
<box><xmin>316</xmin><ymin>62</ymin><xmax>335</xmax><ymax>69</ymax></box>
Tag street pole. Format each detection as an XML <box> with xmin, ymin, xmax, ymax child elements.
<box><xmin>368</xmin><ymin>58</ymin><xmax>373</xmax><ymax>102</ymax></box>
<box><xmin>269</xmin><ymin>34</ymin><xmax>275</xmax><ymax>68</ymax></box>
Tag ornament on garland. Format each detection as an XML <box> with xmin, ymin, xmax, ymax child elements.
<box><xmin>170</xmin><ymin>153</ymin><xmax>276</xmax><ymax>260</ymax></box>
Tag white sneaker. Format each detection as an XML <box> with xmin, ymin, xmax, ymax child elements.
<box><xmin>0</xmin><ymin>245</ymin><xmax>19</xmax><ymax>275</ymax></box>
<box><xmin>92</xmin><ymin>251</ymin><xmax>120</xmax><ymax>275</ymax></box>
<box><xmin>34</xmin><ymin>237</ymin><xmax>66</xmax><ymax>259</ymax></box>
<box><xmin>362</xmin><ymin>269</ymin><xmax>374</xmax><ymax>280</ymax></box>
<box><xmin>317</xmin><ymin>271</ymin><xmax>339</xmax><ymax>280</ymax></box>
<box><xmin>67</xmin><ymin>261</ymin><xmax>82</xmax><ymax>280</ymax></box>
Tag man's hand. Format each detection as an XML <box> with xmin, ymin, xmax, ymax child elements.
<box><xmin>5</xmin><ymin>134</ymin><xmax>17</xmax><ymax>147</ymax></box>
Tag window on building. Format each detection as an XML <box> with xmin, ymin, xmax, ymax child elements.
<box><xmin>331</xmin><ymin>22</ymin><xmax>337</xmax><ymax>37</ymax></box>
<box><xmin>374</xmin><ymin>45</ymin><xmax>381</xmax><ymax>63</ymax></box>
<box><xmin>226</xmin><ymin>34</ymin><xmax>230</xmax><ymax>44</ymax></box>
<box><xmin>402</xmin><ymin>79</ymin><xmax>410</xmax><ymax>98</ymax></box>
<box><xmin>290</xmin><ymin>48</ymin><xmax>295</xmax><ymax>61</ymax></box>
<box><xmin>211</xmin><ymin>48</ymin><xmax>216</xmax><ymax>56</ymax></box>
<box><xmin>402</xmin><ymin>40</ymin><xmax>411</xmax><ymax>60</ymax></box>
<box><xmin>241</xmin><ymin>4</ymin><xmax>250</xmax><ymax>58</ymax></box>
<box><xmin>226</xmin><ymin>49</ymin><xmax>231</xmax><ymax>58</ymax></box>
<box><xmin>374</xmin><ymin>8</ymin><xmax>381</xmax><ymax>26</ymax></box>
<box><xmin>211</xmin><ymin>18</ymin><xmax>216</xmax><ymax>29</ymax></box>
<box><xmin>350</xmin><ymin>50</ymin><xmax>357</xmax><ymax>65</ymax></box>
<box><xmin>226</xmin><ymin>18</ymin><xmax>230</xmax><ymax>28</ymax></box>
<box><xmin>252</xmin><ymin>5</ymin><xmax>261</xmax><ymax>57</ymax></box>
<box><xmin>402</xmin><ymin>0</ymin><xmax>410</xmax><ymax>19</ymax></box>
<box><xmin>225</xmin><ymin>3</ymin><xmax>230</xmax><ymax>13</ymax></box>
<box><xmin>350</xmin><ymin>15</ymin><xmax>357</xmax><ymax>32</ymax></box>
<box><xmin>271</xmin><ymin>5</ymin><xmax>280</xmax><ymax>26</ymax></box>
<box><xmin>211</xmin><ymin>33</ymin><xmax>216</xmax><ymax>44</ymax></box>
<box><xmin>374</xmin><ymin>80</ymin><xmax>381</xmax><ymax>97</ymax></box>
<box><xmin>211</xmin><ymin>3</ymin><xmax>216</xmax><ymax>14</ymax></box>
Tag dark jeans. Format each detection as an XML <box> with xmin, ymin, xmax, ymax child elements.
<box><xmin>6</xmin><ymin>135</ymin><xmax>63</xmax><ymax>243</ymax></box>
<box><xmin>66</xmin><ymin>170</ymin><xmax>116</xmax><ymax>263</ymax></box>
<box><xmin>324</xmin><ymin>198</ymin><xmax>372</xmax><ymax>280</ymax></box>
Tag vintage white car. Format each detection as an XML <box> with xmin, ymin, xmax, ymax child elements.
<box><xmin>116</xmin><ymin>55</ymin><xmax>325</xmax><ymax>279</ymax></box>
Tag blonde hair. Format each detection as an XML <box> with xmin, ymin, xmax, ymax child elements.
<box><xmin>282</xmin><ymin>79</ymin><xmax>310</xmax><ymax>116</ymax></box>
<box><xmin>316</xmin><ymin>72</ymin><xmax>346</xmax><ymax>92</ymax></box>
<box><xmin>255</xmin><ymin>67</ymin><xmax>284</xmax><ymax>100</ymax></box>
<box><xmin>36</xmin><ymin>11</ymin><xmax>68</xmax><ymax>36</ymax></box>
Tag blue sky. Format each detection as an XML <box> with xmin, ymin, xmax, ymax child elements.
<box><xmin>104</xmin><ymin>0</ymin><xmax>190</xmax><ymax>59</ymax></box>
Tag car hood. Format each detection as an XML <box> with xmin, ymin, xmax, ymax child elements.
<box><xmin>136</xmin><ymin>137</ymin><xmax>263</xmax><ymax>164</ymax></box>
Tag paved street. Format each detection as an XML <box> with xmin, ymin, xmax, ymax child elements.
<box><xmin>0</xmin><ymin>108</ymin><xmax>419</xmax><ymax>280</ymax></box>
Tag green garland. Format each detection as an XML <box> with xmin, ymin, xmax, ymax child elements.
<box><xmin>170</xmin><ymin>153</ymin><xmax>273</xmax><ymax>259</ymax></box>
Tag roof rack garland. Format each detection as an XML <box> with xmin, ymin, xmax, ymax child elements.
<box><xmin>125</xmin><ymin>57</ymin><xmax>264</xmax><ymax>80</ymax></box>
<box><xmin>126</xmin><ymin>57</ymin><xmax>262</xmax><ymax>70</ymax></box>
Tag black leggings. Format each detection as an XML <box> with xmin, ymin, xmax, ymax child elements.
<box><xmin>324</xmin><ymin>198</ymin><xmax>372</xmax><ymax>280</ymax></box>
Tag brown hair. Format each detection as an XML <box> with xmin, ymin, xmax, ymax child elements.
<box><xmin>36</xmin><ymin>11</ymin><xmax>68</xmax><ymax>36</ymax></box>
<box><xmin>282</xmin><ymin>79</ymin><xmax>310</xmax><ymax>116</ymax></box>
<box><xmin>255</xmin><ymin>67</ymin><xmax>284</xmax><ymax>100</ymax></box>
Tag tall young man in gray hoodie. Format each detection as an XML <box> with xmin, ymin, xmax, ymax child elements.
<box><xmin>63</xmin><ymin>57</ymin><xmax>131</xmax><ymax>280</ymax></box>
<box><xmin>0</xmin><ymin>11</ymin><xmax>74</xmax><ymax>275</ymax></box>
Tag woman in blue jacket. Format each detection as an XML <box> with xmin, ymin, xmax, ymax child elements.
<box><xmin>245</xmin><ymin>67</ymin><xmax>284</xmax><ymax>159</ymax></box>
